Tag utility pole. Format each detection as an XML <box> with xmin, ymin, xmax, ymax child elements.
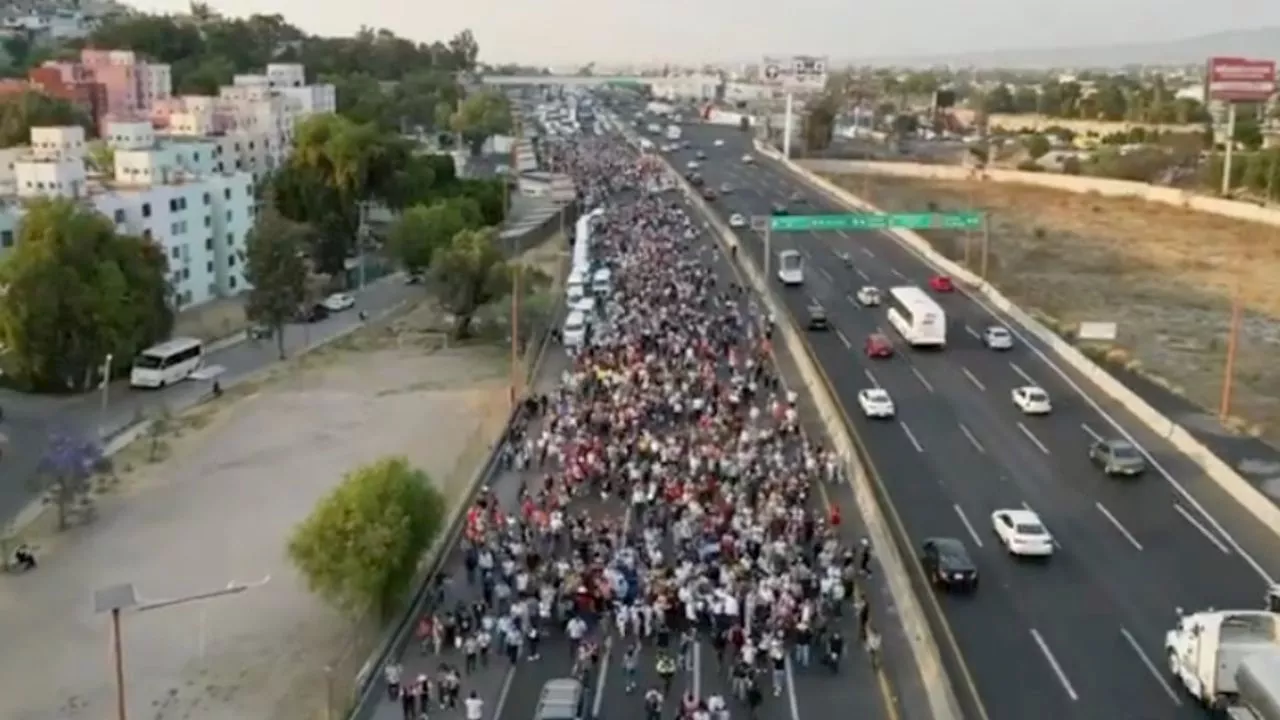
<box><xmin>94</xmin><ymin>577</ymin><xmax>270</xmax><ymax>720</ymax></box>
<box><xmin>98</xmin><ymin>353</ymin><xmax>113</xmax><ymax>439</ymax></box>
<box><xmin>1220</xmin><ymin>274</ymin><xmax>1244</xmax><ymax>421</ymax></box>
<box><xmin>1222</xmin><ymin>103</ymin><xmax>1238</xmax><ymax>197</ymax></box>
<box><xmin>509</xmin><ymin>115</ymin><xmax>522</xmax><ymax>406</ymax></box>
<box><xmin>356</xmin><ymin>200</ymin><xmax>368</xmax><ymax>290</ymax></box>
<box><xmin>979</xmin><ymin>212</ymin><xmax>991</xmax><ymax>281</ymax></box>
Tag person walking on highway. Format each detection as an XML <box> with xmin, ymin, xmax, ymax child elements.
<box><xmin>656</xmin><ymin>650</ymin><xmax>677</xmax><ymax>695</ymax></box>
<box><xmin>464</xmin><ymin>691</ymin><xmax>484</xmax><ymax>720</ymax></box>
<box><xmin>623</xmin><ymin>641</ymin><xmax>641</xmax><ymax>693</ymax></box>
<box><xmin>384</xmin><ymin>662</ymin><xmax>402</xmax><ymax>702</ymax></box>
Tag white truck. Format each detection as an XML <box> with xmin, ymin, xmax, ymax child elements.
<box><xmin>665</xmin><ymin>124</ymin><xmax>681</xmax><ymax>141</ymax></box>
<box><xmin>1166</xmin><ymin>602</ymin><xmax>1280</xmax><ymax>718</ymax></box>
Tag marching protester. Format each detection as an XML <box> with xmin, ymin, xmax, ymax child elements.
<box><xmin>384</xmin><ymin>129</ymin><xmax>883</xmax><ymax>720</ymax></box>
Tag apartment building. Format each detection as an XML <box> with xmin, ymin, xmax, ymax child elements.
<box><xmin>0</xmin><ymin>123</ymin><xmax>255</xmax><ymax>309</ymax></box>
<box><xmin>152</xmin><ymin>63</ymin><xmax>335</xmax><ymax>181</ymax></box>
<box><xmin>40</xmin><ymin>49</ymin><xmax>172</xmax><ymax>132</ymax></box>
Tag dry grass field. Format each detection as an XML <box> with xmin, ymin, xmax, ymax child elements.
<box><xmin>830</xmin><ymin>174</ymin><xmax>1280</xmax><ymax>442</ymax></box>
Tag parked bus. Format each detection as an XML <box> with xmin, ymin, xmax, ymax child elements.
<box><xmin>130</xmin><ymin>337</ymin><xmax>205</xmax><ymax>388</ymax></box>
<box><xmin>886</xmin><ymin>286</ymin><xmax>946</xmax><ymax>347</ymax></box>
<box><xmin>777</xmin><ymin>249</ymin><xmax>804</xmax><ymax>285</ymax></box>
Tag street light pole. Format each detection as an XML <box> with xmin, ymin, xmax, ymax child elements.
<box><xmin>979</xmin><ymin>212</ymin><xmax>991</xmax><ymax>282</ymax></box>
<box><xmin>764</xmin><ymin>225</ymin><xmax>772</xmax><ymax>278</ymax></box>
<box><xmin>95</xmin><ymin>577</ymin><xmax>271</xmax><ymax>720</ymax></box>
<box><xmin>98</xmin><ymin>353</ymin><xmax>113</xmax><ymax>439</ymax></box>
<box><xmin>509</xmin><ymin>117</ymin><xmax>522</xmax><ymax>406</ymax></box>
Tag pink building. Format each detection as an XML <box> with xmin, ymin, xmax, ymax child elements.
<box><xmin>41</xmin><ymin>50</ymin><xmax>173</xmax><ymax>134</ymax></box>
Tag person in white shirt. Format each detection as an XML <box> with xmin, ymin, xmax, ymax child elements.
<box><xmin>464</xmin><ymin>691</ymin><xmax>484</xmax><ymax>720</ymax></box>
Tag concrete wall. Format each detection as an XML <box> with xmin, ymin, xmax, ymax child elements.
<box><xmin>799</xmin><ymin>158</ymin><xmax>1280</xmax><ymax>228</ymax></box>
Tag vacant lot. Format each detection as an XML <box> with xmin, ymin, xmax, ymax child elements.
<box><xmin>829</xmin><ymin>173</ymin><xmax>1280</xmax><ymax>441</ymax></box>
<box><xmin>0</xmin><ymin>299</ymin><xmax>512</xmax><ymax>720</ymax></box>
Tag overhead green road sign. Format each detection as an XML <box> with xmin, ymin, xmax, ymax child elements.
<box><xmin>769</xmin><ymin>212</ymin><xmax>982</xmax><ymax>232</ymax></box>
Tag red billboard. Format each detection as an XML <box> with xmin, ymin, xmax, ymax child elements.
<box><xmin>1207</xmin><ymin>56</ymin><xmax>1277</xmax><ymax>102</ymax></box>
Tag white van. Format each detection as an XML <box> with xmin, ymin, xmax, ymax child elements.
<box><xmin>130</xmin><ymin>337</ymin><xmax>204</xmax><ymax>388</ymax></box>
<box><xmin>591</xmin><ymin>268</ymin><xmax>612</xmax><ymax>295</ymax></box>
<box><xmin>566</xmin><ymin>270</ymin><xmax>587</xmax><ymax>303</ymax></box>
<box><xmin>562</xmin><ymin>310</ymin><xmax>587</xmax><ymax>349</ymax></box>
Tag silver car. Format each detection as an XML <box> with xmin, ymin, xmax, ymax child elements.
<box><xmin>983</xmin><ymin>325</ymin><xmax>1013</xmax><ymax>350</ymax></box>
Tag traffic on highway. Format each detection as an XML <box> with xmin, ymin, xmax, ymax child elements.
<box><xmin>364</xmin><ymin>112</ymin><xmax>901</xmax><ymax>720</ymax></box>
<box><xmin>658</xmin><ymin>119</ymin><xmax>1280</xmax><ymax>719</ymax></box>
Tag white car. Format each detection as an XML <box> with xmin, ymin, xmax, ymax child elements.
<box><xmin>1012</xmin><ymin>386</ymin><xmax>1052</xmax><ymax>415</ymax></box>
<box><xmin>983</xmin><ymin>325</ymin><xmax>1014</xmax><ymax>350</ymax></box>
<box><xmin>686</xmin><ymin>160</ymin><xmax>700</xmax><ymax>170</ymax></box>
<box><xmin>714</xmin><ymin>138</ymin><xmax>725</xmax><ymax>147</ymax></box>
<box><xmin>729</xmin><ymin>213</ymin><xmax>747</xmax><ymax>228</ymax></box>
<box><xmin>992</xmin><ymin>509</ymin><xmax>1054</xmax><ymax>557</ymax></box>
<box><xmin>741</xmin><ymin>154</ymin><xmax>754</xmax><ymax>163</ymax></box>
<box><xmin>857</xmin><ymin>388</ymin><xmax>895</xmax><ymax>418</ymax></box>
<box><xmin>856</xmin><ymin>286</ymin><xmax>882</xmax><ymax>306</ymax></box>
<box><xmin>322</xmin><ymin>293</ymin><xmax>355</xmax><ymax>311</ymax></box>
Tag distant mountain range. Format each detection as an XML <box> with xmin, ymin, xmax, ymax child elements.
<box><xmin>841</xmin><ymin>27</ymin><xmax>1280</xmax><ymax>69</ymax></box>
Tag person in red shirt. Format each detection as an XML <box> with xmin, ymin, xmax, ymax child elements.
<box><xmin>829</xmin><ymin>505</ymin><xmax>841</xmax><ymax>527</ymax></box>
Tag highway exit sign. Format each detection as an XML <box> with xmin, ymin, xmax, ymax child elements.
<box><xmin>769</xmin><ymin>212</ymin><xmax>982</xmax><ymax>232</ymax></box>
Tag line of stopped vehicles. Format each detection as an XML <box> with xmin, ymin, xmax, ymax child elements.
<box><xmin>630</xmin><ymin>117</ymin><xmax>1280</xmax><ymax>718</ymax></box>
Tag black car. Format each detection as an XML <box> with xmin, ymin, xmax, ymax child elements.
<box><xmin>689</xmin><ymin>173</ymin><xmax>704</xmax><ymax>186</ymax></box>
<box><xmin>921</xmin><ymin>537</ymin><xmax>979</xmax><ymax>592</ymax></box>
<box><xmin>701</xmin><ymin>188</ymin><xmax>717</xmax><ymax>201</ymax></box>
<box><xmin>1089</xmin><ymin>438</ymin><xmax>1147</xmax><ymax>477</ymax></box>
<box><xmin>771</xmin><ymin>204</ymin><xmax>789</xmax><ymax>215</ymax></box>
<box><xmin>297</xmin><ymin>303</ymin><xmax>329</xmax><ymax>323</ymax></box>
<box><xmin>807</xmin><ymin>304</ymin><xmax>828</xmax><ymax>330</ymax></box>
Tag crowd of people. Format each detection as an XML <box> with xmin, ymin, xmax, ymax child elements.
<box><xmin>382</xmin><ymin>134</ymin><xmax>885</xmax><ymax>720</ymax></box>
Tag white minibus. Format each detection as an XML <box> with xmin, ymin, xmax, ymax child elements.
<box><xmin>591</xmin><ymin>268</ymin><xmax>612</xmax><ymax>295</ymax></box>
<box><xmin>562</xmin><ymin>310</ymin><xmax>587</xmax><ymax>349</ymax></box>
<box><xmin>130</xmin><ymin>337</ymin><xmax>204</xmax><ymax>388</ymax></box>
<box><xmin>777</xmin><ymin>249</ymin><xmax>804</xmax><ymax>285</ymax></box>
<box><xmin>886</xmin><ymin>286</ymin><xmax>947</xmax><ymax>347</ymax></box>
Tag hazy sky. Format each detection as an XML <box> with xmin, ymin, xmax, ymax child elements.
<box><xmin>128</xmin><ymin>0</ymin><xmax>1280</xmax><ymax>66</ymax></box>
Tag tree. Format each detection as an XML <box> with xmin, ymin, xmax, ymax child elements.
<box><xmin>1024</xmin><ymin>134</ymin><xmax>1051</xmax><ymax>160</ymax></box>
<box><xmin>0</xmin><ymin>91</ymin><xmax>94</xmax><ymax>147</ymax></box>
<box><xmin>388</xmin><ymin>197</ymin><xmax>482</xmax><ymax>274</ymax></box>
<box><xmin>287</xmin><ymin>456</ymin><xmax>446</xmax><ymax>620</ymax></box>
<box><xmin>244</xmin><ymin>200</ymin><xmax>310</xmax><ymax>359</ymax></box>
<box><xmin>31</xmin><ymin>431</ymin><xmax>105</xmax><ymax>530</ymax></box>
<box><xmin>0</xmin><ymin>198</ymin><xmax>172</xmax><ymax>392</ymax></box>
<box><xmin>450</xmin><ymin>89</ymin><xmax>512</xmax><ymax>155</ymax></box>
<box><xmin>803</xmin><ymin>103</ymin><xmax>835</xmax><ymax>153</ymax></box>
<box><xmin>432</xmin><ymin>228</ymin><xmax>511</xmax><ymax>337</ymax></box>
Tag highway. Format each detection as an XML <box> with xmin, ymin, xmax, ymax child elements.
<box><xmin>670</xmin><ymin>122</ymin><xmax>1280</xmax><ymax>720</ymax></box>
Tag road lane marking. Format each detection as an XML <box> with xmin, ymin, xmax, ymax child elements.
<box><xmin>864</xmin><ymin>368</ymin><xmax>880</xmax><ymax>387</ymax></box>
<box><xmin>891</xmin><ymin>268</ymin><xmax>907</xmax><ymax>279</ymax></box>
<box><xmin>954</xmin><ymin>504</ymin><xmax>983</xmax><ymax>547</ymax></box>
<box><xmin>846</xmin><ymin>293</ymin><xmax>860</xmax><ymax>308</ymax></box>
<box><xmin>1096</xmin><ymin>502</ymin><xmax>1144</xmax><ymax>551</ymax></box>
<box><xmin>692</xmin><ymin>641</ymin><xmax>701</xmax><ymax>698</ymax></box>
<box><xmin>810</xmin><ymin>295</ymin><xmax>822</xmax><ymax>307</ymax></box>
<box><xmin>1009</xmin><ymin>361</ymin><xmax>1037</xmax><ymax>385</ymax></box>
<box><xmin>964</xmin><ymin>325</ymin><xmax>980</xmax><ymax>339</ymax></box>
<box><xmin>800</xmin><ymin>246</ymin><xmax>813</xmax><ymax>260</ymax></box>
<box><xmin>911</xmin><ymin>367</ymin><xmax>934</xmax><ymax>392</ymax></box>
<box><xmin>900</xmin><ymin>421</ymin><xmax>924</xmax><ymax>452</ymax></box>
<box><xmin>591</xmin><ymin>635</ymin><xmax>614</xmax><ymax>717</ymax></box>
<box><xmin>1017</xmin><ymin>421</ymin><xmax>1051</xmax><ymax>454</ymax></box>
<box><xmin>1173</xmin><ymin>503</ymin><xmax>1231</xmax><ymax>554</ymax></box>
<box><xmin>860</xmin><ymin>247</ymin><xmax>874</xmax><ymax>257</ymax></box>
<box><xmin>856</xmin><ymin>269</ymin><xmax>870</xmax><ymax>281</ymax></box>
<box><xmin>837</xmin><ymin>230</ymin><xmax>850</xmax><ymax>240</ymax></box>
<box><xmin>836</xmin><ymin>329</ymin><xmax>852</xmax><ymax>349</ymax></box>
<box><xmin>959</xmin><ymin>423</ymin><xmax>986</xmax><ymax>454</ymax></box>
<box><xmin>494</xmin><ymin>663</ymin><xmax>518</xmax><ymax>720</ymax></box>
<box><xmin>784</xmin><ymin>655</ymin><xmax>801</xmax><ymax>720</ymax></box>
<box><xmin>962</xmin><ymin>367</ymin><xmax>986</xmax><ymax>391</ymax></box>
<box><xmin>1120</xmin><ymin>627</ymin><xmax>1182</xmax><ymax>705</ymax></box>
<box><xmin>816</xmin><ymin>266</ymin><xmax>833</xmax><ymax>282</ymax></box>
<box><xmin>1080</xmin><ymin>422</ymin><xmax>1101</xmax><ymax>441</ymax></box>
<box><xmin>1030</xmin><ymin>629</ymin><xmax>1079</xmax><ymax>702</ymax></box>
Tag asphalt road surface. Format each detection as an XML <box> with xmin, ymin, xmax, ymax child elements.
<box><xmin>363</xmin><ymin>189</ymin><xmax>907</xmax><ymax>720</ymax></box>
<box><xmin>0</xmin><ymin>276</ymin><xmax>418</xmax><ymax>524</ymax></box>
<box><xmin>669</xmin><ymin>122</ymin><xmax>1280</xmax><ymax>720</ymax></box>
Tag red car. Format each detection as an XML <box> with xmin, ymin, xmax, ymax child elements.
<box><xmin>929</xmin><ymin>274</ymin><xmax>954</xmax><ymax>292</ymax></box>
<box><xmin>865</xmin><ymin>333</ymin><xmax>894</xmax><ymax>358</ymax></box>
<box><xmin>702</xmin><ymin>188</ymin><xmax>717</xmax><ymax>201</ymax></box>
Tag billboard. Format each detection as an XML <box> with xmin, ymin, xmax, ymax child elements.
<box><xmin>1206</xmin><ymin>57</ymin><xmax>1277</xmax><ymax>102</ymax></box>
<box><xmin>761</xmin><ymin>55</ymin><xmax>829</xmax><ymax>90</ymax></box>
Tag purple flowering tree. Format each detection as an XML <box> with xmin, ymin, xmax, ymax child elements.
<box><xmin>33</xmin><ymin>431</ymin><xmax>106</xmax><ymax>530</ymax></box>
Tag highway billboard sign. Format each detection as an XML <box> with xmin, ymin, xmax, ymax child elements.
<box><xmin>761</xmin><ymin>55</ymin><xmax>828</xmax><ymax>90</ymax></box>
<box><xmin>769</xmin><ymin>212</ymin><xmax>982</xmax><ymax>232</ymax></box>
<box><xmin>1206</xmin><ymin>57</ymin><xmax>1277</xmax><ymax>102</ymax></box>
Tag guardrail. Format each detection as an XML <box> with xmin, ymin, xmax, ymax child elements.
<box><xmin>761</xmin><ymin>139</ymin><xmax>1280</xmax><ymax>544</ymax></box>
<box><xmin>635</xmin><ymin>135</ymin><xmax>966</xmax><ymax>720</ymax></box>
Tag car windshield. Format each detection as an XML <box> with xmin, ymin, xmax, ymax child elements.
<box><xmin>867</xmin><ymin>391</ymin><xmax>888</xmax><ymax>402</ymax></box>
<box><xmin>989</xmin><ymin>328</ymin><xmax>1008</xmax><ymax>337</ymax></box>
<box><xmin>1111</xmin><ymin>444</ymin><xmax>1141</xmax><ymax>460</ymax></box>
<box><xmin>1015</xmin><ymin>522</ymin><xmax>1047</xmax><ymax>536</ymax></box>
<box><xmin>936</xmin><ymin>540</ymin><xmax>972</xmax><ymax>566</ymax></box>
<box><xmin>133</xmin><ymin>352</ymin><xmax>164</xmax><ymax>370</ymax></box>
<box><xmin>1027</xmin><ymin>390</ymin><xmax>1047</xmax><ymax>402</ymax></box>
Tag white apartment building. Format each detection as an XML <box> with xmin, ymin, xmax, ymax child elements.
<box><xmin>0</xmin><ymin>123</ymin><xmax>256</xmax><ymax>310</ymax></box>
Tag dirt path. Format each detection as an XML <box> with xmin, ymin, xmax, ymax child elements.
<box><xmin>0</xmin><ymin>300</ymin><xmax>512</xmax><ymax>720</ymax></box>
<box><xmin>831</xmin><ymin>173</ymin><xmax>1280</xmax><ymax>442</ymax></box>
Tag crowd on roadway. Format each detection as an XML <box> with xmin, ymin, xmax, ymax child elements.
<box><xmin>382</xmin><ymin>133</ymin><xmax>884</xmax><ymax>720</ymax></box>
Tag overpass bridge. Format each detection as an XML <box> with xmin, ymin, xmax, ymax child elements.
<box><xmin>481</xmin><ymin>75</ymin><xmax>650</xmax><ymax>86</ymax></box>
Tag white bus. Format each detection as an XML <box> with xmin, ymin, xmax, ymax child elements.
<box><xmin>130</xmin><ymin>337</ymin><xmax>205</xmax><ymax>388</ymax></box>
<box><xmin>886</xmin><ymin>286</ymin><xmax>946</xmax><ymax>347</ymax></box>
<box><xmin>777</xmin><ymin>250</ymin><xmax>804</xmax><ymax>285</ymax></box>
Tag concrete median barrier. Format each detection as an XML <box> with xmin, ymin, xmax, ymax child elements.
<box><xmin>761</xmin><ymin>140</ymin><xmax>1280</xmax><ymax>542</ymax></box>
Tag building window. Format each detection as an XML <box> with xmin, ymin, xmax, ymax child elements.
<box><xmin>203</xmin><ymin>192</ymin><xmax>210</xmax><ymax>204</ymax></box>
<box><xmin>113</xmin><ymin>209</ymin><xmax>125</xmax><ymax>223</ymax></box>
<box><xmin>226</xmin><ymin>232</ymin><xmax>233</xmax><ymax>245</ymax></box>
<box><xmin>171</xmin><ymin>247</ymin><xmax>180</xmax><ymax>259</ymax></box>
<box><xmin>206</xmin><ymin>261</ymin><xmax>213</xmax><ymax>273</ymax></box>
<box><xmin>142</xmin><ymin>202</ymin><xmax>151</xmax><ymax>218</ymax></box>
<box><xmin>205</xmin><ymin>237</ymin><xmax>212</xmax><ymax>250</ymax></box>
<box><xmin>142</xmin><ymin>228</ymin><xmax>152</xmax><ymax>240</ymax></box>
<box><xmin>223</xmin><ymin>188</ymin><xmax>230</xmax><ymax>200</ymax></box>
<box><xmin>228</xmin><ymin>254</ymin><xmax>236</xmax><ymax>267</ymax></box>
<box><xmin>0</xmin><ymin>230</ymin><xmax>12</xmax><ymax>247</ymax></box>
<box><xmin>229</xmin><ymin>276</ymin><xmax>237</xmax><ymax>289</ymax></box>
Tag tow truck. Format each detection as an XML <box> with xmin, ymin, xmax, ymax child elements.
<box><xmin>1164</xmin><ymin>586</ymin><xmax>1280</xmax><ymax>718</ymax></box>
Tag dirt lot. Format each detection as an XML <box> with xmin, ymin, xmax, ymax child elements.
<box><xmin>0</xmin><ymin>299</ymin><xmax>514</xmax><ymax>720</ymax></box>
<box><xmin>831</xmin><ymin>174</ymin><xmax>1280</xmax><ymax>441</ymax></box>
